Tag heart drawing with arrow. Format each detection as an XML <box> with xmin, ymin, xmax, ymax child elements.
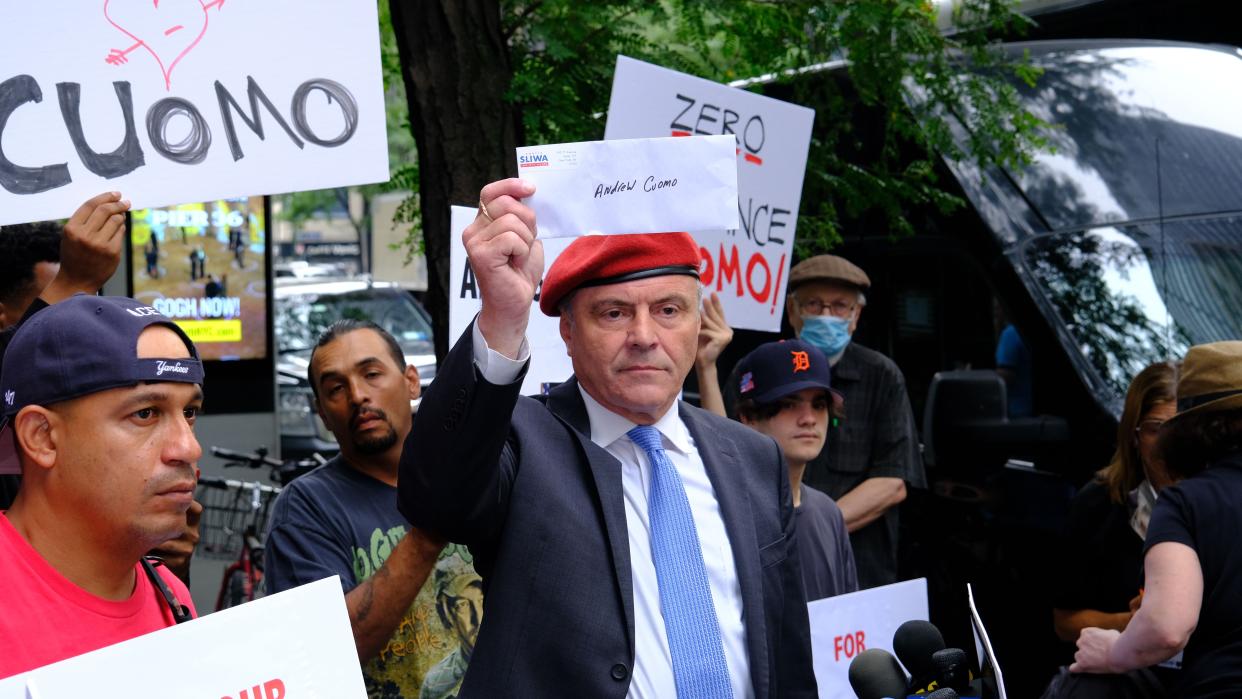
<box><xmin>103</xmin><ymin>0</ymin><xmax>226</xmax><ymax>91</ymax></box>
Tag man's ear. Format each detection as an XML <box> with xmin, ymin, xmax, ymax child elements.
<box><xmin>0</xmin><ymin>301</ymin><xmax>11</xmax><ymax>329</ymax></box>
<box><xmin>849</xmin><ymin>305</ymin><xmax>863</xmax><ymax>335</ymax></box>
<box><xmin>559</xmin><ymin>314</ymin><xmax>573</xmax><ymax>356</ymax></box>
<box><xmin>785</xmin><ymin>295</ymin><xmax>802</xmax><ymax>334</ymax></box>
<box><xmin>405</xmin><ymin>364</ymin><xmax>421</xmax><ymax>401</ymax></box>
<box><xmin>13</xmin><ymin>406</ymin><xmax>59</xmax><ymax>472</ymax></box>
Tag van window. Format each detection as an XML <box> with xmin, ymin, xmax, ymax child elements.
<box><xmin>1024</xmin><ymin>218</ymin><xmax>1242</xmax><ymax>402</ymax></box>
<box><xmin>1011</xmin><ymin>45</ymin><xmax>1242</xmax><ymax>232</ymax></box>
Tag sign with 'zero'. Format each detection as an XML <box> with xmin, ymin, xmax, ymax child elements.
<box><xmin>605</xmin><ymin>55</ymin><xmax>816</xmax><ymax>333</ymax></box>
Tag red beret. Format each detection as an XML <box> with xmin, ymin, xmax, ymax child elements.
<box><xmin>539</xmin><ymin>232</ymin><xmax>701</xmax><ymax>316</ymax></box>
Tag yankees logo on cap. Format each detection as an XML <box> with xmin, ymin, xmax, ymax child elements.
<box><xmin>0</xmin><ymin>294</ymin><xmax>205</xmax><ymax>473</ymax></box>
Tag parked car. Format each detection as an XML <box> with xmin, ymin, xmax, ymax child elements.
<box><xmin>273</xmin><ymin>260</ymin><xmax>349</xmax><ymax>280</ymax></box>
<box><xmin>275</xmin><ymin>278</ymin><xmax>437</xmax><ymax>458</ymax></box>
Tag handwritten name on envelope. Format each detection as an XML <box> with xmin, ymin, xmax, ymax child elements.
<box><xmin>515</xmin><ymin>135</ymin><xmax>738</xmax><ymax>239</ymax></box>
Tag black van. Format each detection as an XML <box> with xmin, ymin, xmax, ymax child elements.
<box><xmin>706</xmin><ymin>39</ymin><xmax>1242</xmax><ymax>690</ymax></box>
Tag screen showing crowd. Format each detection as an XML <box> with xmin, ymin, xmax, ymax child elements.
<box><xmin>129</xmin><ymin>196</ymin><xmax>268</xmax><ymax>361</ymax></box>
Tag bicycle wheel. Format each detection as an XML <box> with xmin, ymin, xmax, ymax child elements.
<box><xmin>221</xmin><ymin>569</ymin><xmax>249</xmax><ymax>609</ymax></box>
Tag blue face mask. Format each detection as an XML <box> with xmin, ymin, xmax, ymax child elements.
<box><xmin>800</xmin><ymin>315</ymin><xmax>852</xmax><ymax>357</ymax></box>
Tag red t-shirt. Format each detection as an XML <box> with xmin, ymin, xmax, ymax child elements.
<box><xmin>0</xmin><ymin>513</ymin><xmax>197</xmax><ymax>678</ymax></box>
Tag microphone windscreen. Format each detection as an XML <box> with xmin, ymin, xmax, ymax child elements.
<box><xmin>926</xmin><ymin>689</ymin><xmax>959</xmax><ymax>699</ymax></box>
<box><xmin>847</xmin><ymin>648</ymin><xmax>908</xmax><ymax>699</ymax></box>
<box><xmin>893</xmin><ymin>619</ymin><xmax>945</xmax><ymax>680</ymax></box>
<box><xmin>932</xmin><ymin>647</ymin><xmax>970</xmax><ymax>689</ymax></box>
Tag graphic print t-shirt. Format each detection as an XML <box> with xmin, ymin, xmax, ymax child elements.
<box><xmin>265</xmin><ymin>457</ymin><xmax>477</xmax><ymax>698</ymax></box>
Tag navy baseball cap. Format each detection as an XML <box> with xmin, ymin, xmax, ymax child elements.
<box><xmin>736</xmin><ymin>339</ymin><xmax>833</xmax><ymax>405</ymax></box>
<box><xmin>0</xmin><ymin>294</ymin><xmax>204</xmax><ymax>474</ymax></box>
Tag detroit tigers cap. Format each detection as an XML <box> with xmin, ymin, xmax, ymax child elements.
<box><xmin>736</xmin><ymin>339</ymin><xmax>833</xmax><ymax>405</ymax></box>
<box><xmin>0</xmin><ymin>294</ymin><xmax>204</xmax><ymax>474</ymax></box>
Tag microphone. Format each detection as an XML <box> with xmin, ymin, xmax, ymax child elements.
<box><xmin>893</xmin><ymin>620</ymin><xmax>945</xmax><ymax>692</ymax></box>
<box><xmin>925</xmin><ymin>689</ymin><xmax>959</xmax><ymax>699</ymax></box>
<box><xmin>847</xmin><ymin>648</ymin><xmax>909</xmax><ymax>699</ymax></box>
<box><xmin>932</xmin><ymin>648</ymin><xmax>970</xmax><ymax>691</ymax></box>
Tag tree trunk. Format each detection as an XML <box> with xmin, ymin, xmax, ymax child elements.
<box><xmin>391</xmin><ymin>0</ymin><xmax>517</xmax><ymax>361</ymax></box>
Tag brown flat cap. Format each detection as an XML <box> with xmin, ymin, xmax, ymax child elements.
<box><xmin>788</xmin><ymin>255</ymin><xmax>871</xmax><ymax>291</ymax></box>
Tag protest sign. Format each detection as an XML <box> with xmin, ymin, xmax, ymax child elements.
<box><xmin>515</xmin><ymin>135</ymin><xmax>738</xmax><ymax>238</ymax></box>
<box><xmin>0</xmin><ymin>1</ymin><xmax>388</xmax><ymax>226</ymax></box>
<box><xmin>10</xmin><ymin>576</ymin><xmax>366</xmax><ymax>698</ymax></box>
<box><xmin>807</xmin><ymin>578</ymin><xmax>929</xmax><ymax>698</ymax></box>
<box><xmin>447</xmin><ymin>205</ymin><xmax>575</xmax><ymax>395</ymax></box>
<box><xmin>967</xmin><ymin>583</ymin><xmax>1008</xmax><ymax>699</ymax></box>
<box><xmin>605</xmin><ymin>55</ymin><xmax>815</xmax><ymax>332</ymax></box>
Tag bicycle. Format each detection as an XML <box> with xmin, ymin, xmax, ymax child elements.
<box><xmin>211</xmin><ymin>445</ymin><xmax>325</xmax><ymax>486</ymax></box>
<box><xmin>197</xmin><ymin>447</ymin><xmax>326</xmax><ymax>610</ymax></box>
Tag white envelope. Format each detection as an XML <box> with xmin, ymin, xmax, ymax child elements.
<box><xmin>515</xmin><ymin>135</ymin><xmax>739</xmax><ymax>238</ymax></box>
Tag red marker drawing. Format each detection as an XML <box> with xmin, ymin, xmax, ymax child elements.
<box><xmin>103</xmin><ymin>0</ymin><xmax>226</xmax><ymax>90</ymax></box>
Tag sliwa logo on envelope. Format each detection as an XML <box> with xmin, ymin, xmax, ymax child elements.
<box><xmin>515</xmin><ymin>135</ymin><xmax>738</xmax><ymax>238</ymax></box>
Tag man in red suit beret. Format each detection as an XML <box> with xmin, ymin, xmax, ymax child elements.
<box><xmin>398</xmin><ymin>178</ymin><xmax>817</xmax><ymax>698</ymax></box>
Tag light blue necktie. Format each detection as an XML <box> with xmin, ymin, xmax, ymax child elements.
<box><xmin>627</xmin><ymin>424</ymin><xmax>734</xmax><ymax>698</ymax></box>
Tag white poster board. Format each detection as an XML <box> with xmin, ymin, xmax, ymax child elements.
<box><xmin>0</xmin><ymin>1</ymin><xmax>389</xmax><ymax>226</ymax></box>
<box><xmin>967</xmin><ymin>583</ymin><xmax>1007</xmax><ymax>699</ymax></box>
<box><xmin>8</xmin><ymin>576</ymin><xmax>365</xmax><ymax>698</ymax></box>
<box><xmin>605</xmin><ymin>55</ymin><xmax>815</xmax><ymax>332</ymax></box>
<box><xmin>447</xmin><ymin>205</ymin><xmax>575</xmax><ymax>396</ymax></box>
<box><xmin>808</xmin><ymin>578</ymin><xmax>929</xmax><ymax>699</ymax></box>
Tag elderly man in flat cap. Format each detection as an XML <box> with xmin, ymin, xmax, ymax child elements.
<box><xmin>698</xmin><ymin>255</ymin><xmax>924</xmax><ymax>590</ymax></box>
<box><xmin>781</xmin><ymin>256</ymin><xmax>924</xmax><ymax>590</ymax></box>
<box><xmin>399</xmin><ymin>179</ymin><xmax>816</xmax><ymax>698</ymax></box>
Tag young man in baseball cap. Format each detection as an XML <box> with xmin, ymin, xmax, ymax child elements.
<box><xmin>0</xmin><ymin>294</ymin><xmax>202</xmax><ymax>678</ymax></box>
<box><xmin>734</xmin><ymin>339</ymin><xmax>858</xmax><ymax>600</ymax></box>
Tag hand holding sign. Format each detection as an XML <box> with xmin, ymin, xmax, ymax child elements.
<box><xmin>40</xmin><ymin>192</ymin><xmax>131</xmax><ymax>305</ymax></box>
<box><xmin>697</xmin><ymin>292</ymin><xmax>734</xmax><ymax>368</ymax></box>
<box><xmin>695</xmin><ymin>292</ymin><xmax>734</xmax><ymax>417</ymax></box>
<box><xmin>467</xmin><ymin>178</ymin><xmax>543</xmax><ymax>359</ymax></box>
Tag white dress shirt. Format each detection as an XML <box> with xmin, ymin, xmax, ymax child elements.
<box><xmin>471</xmin><ymin>322</ymin><xmax>754</xmax><ymax>698</ymax></box>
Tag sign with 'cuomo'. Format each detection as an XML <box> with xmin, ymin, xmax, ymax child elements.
<box><xmin>0</xmin><ymin>1</ymin><xmax>389</xmax><ymax>226</ymax></box>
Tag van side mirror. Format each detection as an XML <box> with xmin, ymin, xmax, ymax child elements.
<box><xmin>923</xmin><ymin>370</ymin><xmax>1070</xmax><ymax>475</ymax></box>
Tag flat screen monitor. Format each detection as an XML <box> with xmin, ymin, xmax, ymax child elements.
<box><xmin>129</xmin><ymin>196</ymin><xmax>269</xmax><ymax>361</ymax></box>
<box><xmin>127</xmin><ymin>196</ymin><xmax>274</xmax><ymax>414</ymax></box>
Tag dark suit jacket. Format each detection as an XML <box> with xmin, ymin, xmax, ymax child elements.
<box><xmin>399</xmin><ymin>323</ymin><xmax>817</xmax><ymax>698</ymax></box>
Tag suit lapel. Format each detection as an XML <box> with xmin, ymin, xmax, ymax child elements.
<box><xmin>682</xmin><ymin>404</ymin><xmax>770</xmax><ymax>699</ymax></box>
<box><xmin>544</xmin><ymin>378</ymin><xmax>636</xmax><ymax>655</ymax></box>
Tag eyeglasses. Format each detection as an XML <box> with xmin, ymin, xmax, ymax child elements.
<box><xmin>799</xmin><ymin>298</ymin><xmax>857</xmax><ymax>319</ymax></box>
<box><xmin>1135</xmin><ymin>419</ymin><xmax>1166</xmax><ymax>439</ymax></box>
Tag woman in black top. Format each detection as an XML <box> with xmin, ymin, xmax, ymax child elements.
<box><xmin>1052</xmin><ymin>361</ymin><xmax>1177</xmax><ymax>644</ymax></box>
<box><xmin>1072</xmin><ymin>342</ymin><xmax>1242</xmax><ymax>698</ymax></box>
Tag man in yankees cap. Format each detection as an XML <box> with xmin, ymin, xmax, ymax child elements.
<box><xmin>399</xmin><ymin>178</ymin><xmax>816</xmax><ymax>698</ymax></box>
<box><xmin>0</xmin><ymin>295</ymin><xmax>201</xmax><ymax>677</ymax></box>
